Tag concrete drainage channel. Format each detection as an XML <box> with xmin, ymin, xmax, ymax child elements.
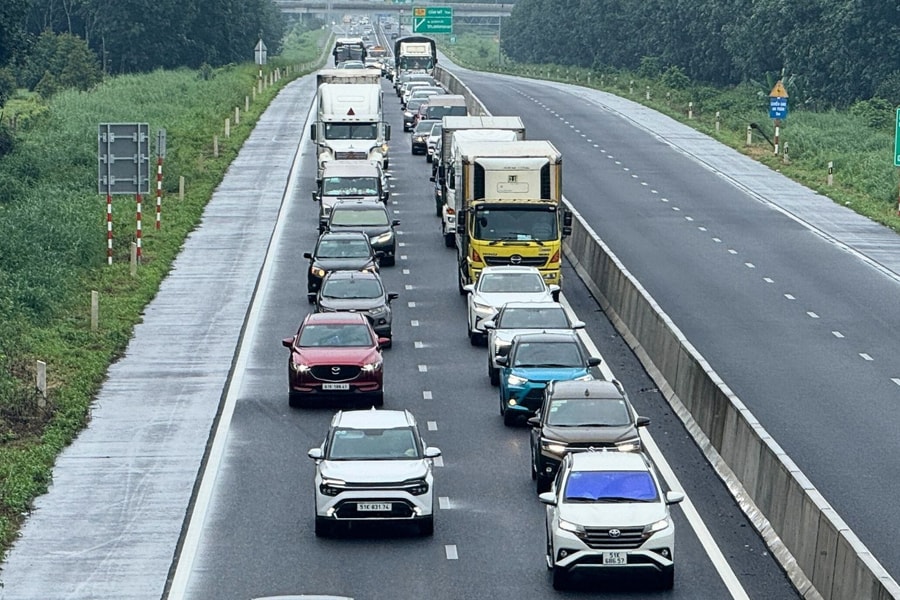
<box><xmin>434</xmin><ymin>64</ymin><xmax>900</xmax><ymax>600</ymax></box>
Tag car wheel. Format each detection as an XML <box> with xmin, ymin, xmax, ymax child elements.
<box><xmin>435</xmin><ymin>201</ymin><xmax>442</xmax><ymax>218</ymax></box>
<box><xmin>469</xmin><ymin>330</ymin><xmax>482</xmax><ymax>346</ymax></box>
<box><xmin>381</xmin><ymin>254</ymin><xmax>396</xmax><ymax>267</ymax></box>
<box><xmin>314</xmin><ymin>517</ymin><xmax>333</xmax><ymax>538</ymax></box>
<box><xmin>383</xmin><ymin>159</ymin><xmax>389</xmax><ymax>170</ymax></box>
<box><xmin>443</xmin><ymin>232</ymin><xmax>454</xmax><ymax>248</ymax></box>
<box><xmin>288</xmin><ymin>392</ymin><xmax>304</xmax><ymax>409</ymax></box>
<box><xmin>371</xmin><ymin>390</ymin><xmax>384</xmax><ymax>407</ymax></box>
<box><xmin>426</xmin><ymin>154</ymin><xmax>432</xmax><ymax>163</ymax></box>
<box><xmin>488</xmin><ymin>358</ymin><xmax>499</xmax><ymax>386</ymax></box>
<box><xmin>503</xmin><ymin>409</ymin><xmax>518</xmax><ymax>427</ymax></box>
<box><xmin>418</xmin><ymin>515</ymin><xmax>434</xmax><ymax>536</ymax></box>
<box><xmin>536</xmin><ymin>473</ymin><xmax>552</xmax><ymax>494</ymax></box>
<box><xmin>551</xmin><ymin>565</ymin><xmax>567</xmax><ymax>590</ymax></box>
<box><xmin>659</xmin><ymin>566</ymin><xmax>675</xmax><ymax>590</ymax></box>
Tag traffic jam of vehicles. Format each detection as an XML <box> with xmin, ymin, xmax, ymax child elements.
<box><xmin>289</xmin><ymin>16</ymin><xmax>683</xmax><ymax>592</ymax></box>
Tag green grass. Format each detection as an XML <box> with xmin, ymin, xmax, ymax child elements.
<box><xmin>0</xmin><ymin>27</ymin><xmax>331</xmax><ymax>557</ymax></box>
<box><xmin>440</xmin><ymin>34</ymin><xmax>900</xmax><ymax>233</ymax></box>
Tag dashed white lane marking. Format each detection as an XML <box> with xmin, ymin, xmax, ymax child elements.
<box><xmin>411</xmin><ymin>320</ymin><xmax>420</xmax><ymax>326</ymax></box>
<box><xmin>745</xmin><ymin>263</ymin><xmax>756</xmax><ymax>269</ymax></box>
<box><xmin>727</xmin><ymin>249</ymin><xmax>738</xmax><ymax>255</ymax></box>
<box><xmin>399</xmin><ymin>242</ymin><xmax>407</xmax><ymax>247</ymax></box>
<box><xmin>672</xmin><ymin>207</ymin><xmax>681</xmax><ymax>212</ymax></box>
<box><xmin>593</xmin><ymin>144</ymin><xmax>599</xmax><ymax>148</ymax></box>
<box><xmin>641</xmin><ymin>182</ymin><xmax>648</xmax><ymax>186</ymax></box>
<box><xmin>763</xmin><ymin>277</ymin><xmax>774</xmax><ymax>283</ymax></box>
<box><xmin>445</xmin><ymin>545</ymin><xmax>458</xmax><ymax>560</ymax></box>
<box><xmin>427</xmin><ymin>421</ymin><xmax>438</xmax><ymax>431</ymax></box>
<box><xmin>402</xmin><ymin>268</ymin><xmax>410</xmax><ymax>275</ymax></box>
<box><xmin>391</xmin><ymin>201</ymin><xmax>398</xmax><ymax>205</ymax></box>
<box><xmin>784</xmin><ymin>294</ymin><xmax>796</xmax><ymax>300</ymax></box>
<box><xmin>832</xmin><ymin>331</ymin><xmax>845</xmax><ymax>338</ymax></box>
<box><xmin>433</xmin><ymin>456</ymin><xmax>444</xmax><ymax>467</ymax></box>
<box><xmin>713</xmin><ymin>238</ymin><xmax>722</xmax><ymax>243</ymax></box>
<box><xmin>685</xmin><ymin>216</ymin><xmax>694</xmax><ymax>222</ymax></box>
<box><xmin>423</xmin><ymin>390</ymin><xmax>433</xmax><ymax>400</ymax></box>
<box><xmin>651</xmin><ymin>189</ymin><xmax>659</xmax><ymax>194</ymax></box>
<box><xmin>439</xmin><ymin>496</ymin><xmax>450</xmax><ymax>509</ymax></box>
<box><xmin>892</xmin><ymin>378</ymin><xmax>900</xmax><ymax>387</ymax></box>
<box><xmin>860</xmin><ymin>353</ymin><xmax>874</xmax><ymax>361</ymax></box>
<box><xmin>662</xmin><ymin>198</ymin><xmax>670</xmax><ymax>203</ymax></box>
<box><xmin>807</xmin><ymin>312</ymin><xmax>819</xmax><ymax>319</ymax></box>
<box><xmin>405</xmin><ymin>284</ymin><xmax>413</xmax><ymax>290</ymax></box>
<box><xmin>699</xmin><ymin>227</ymin><xmax>708</xmax><ymax>232</ymax></box>
<box><xmin>400</xmin><ymin>255</ymin><xmax>408</xmax><ymax>261</ymax></box>
<box><xmin>415</xmin><ymin>341</ymin><xmax>424</xmax><ymax>349</ymax></box>
<box><xmin>418</xmin><ymin>364</ymin><xmax>428</xmax><ymax>372</ymax></box>
<box><xmin>408</xmin><ymin>301</ymin><xmax>416</xmax><ymax>308</ymax></box>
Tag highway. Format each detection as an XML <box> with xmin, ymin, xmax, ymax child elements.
<box><xmin>169</xmin><ymin>67</ymin><xmax>799</xmax><ymax>599</ymax></box>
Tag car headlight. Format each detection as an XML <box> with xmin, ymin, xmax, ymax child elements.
<box><xmin>291</xmin><ymin>362</ymin><xmax>310</xmax><ymax>373</ymax></box>
<box><xmin>368</xmin><ymin>305</ymin><xmax>388</xmax><ymax>317</ymax></box>
<box><xmin>361</xmin><ymin>361</ymin><xmax>383</xmax><ymax>372</ymax></box>
<box><xmin>363</xmin><ymin>263</ymin><xmax>378</xmax><ymax>273</ymax></box>
<box><xmin>615</xmin><ymin>437</ymin><xmax>641</xmax><ymax>452</ymax></box>
<box><xmin>403</xmin><ymin>111</ymin><xmax>413</xmax><ymax>118</ymax></box>
<box><xmin>381</xmin><ymin>143</ymin><xmax>389</xmax><ymax>153</ymax></box>
<box><xmin>574</xmin><ymin>373</ymin><xmax>594</xmax><ymax>381</ymax></box>
<box><xmin>507</xmin><ymin>374</ymin><xmax>528</xmax><ymax>386</ymax></box>
<box><xmin>319</xmin><ymin>478</ymin><xmax>346</xmax><ymax>497</ymax></box>
<box><xmin>494</xmin><ymin>338</ymin><xmax>512</xmax><ymax>351</ymax></box>
<box><xmin>472</xmin><ymin>301</ymin><xmax>495</xmax><ymax>316</ymax></box>
<box><xmin>559</xmin><ymin>519</ymin><xmax>584</xmax><ymax>534</ymax></box>
<box><xmin>310</xmin><ymin>266</ymin><xmax>326</xmax><ymax>278</ymax></box>
<box><xmin>644</xmin><ymin>517</ymin><xmax>671</xmax><ymax>534</ymax></box>
<box><xmin>415</xmin><ymin>136</ymin><xmax>426</xmax><ymax>142</ymax></box>
<box><xmin>406</xmin><ymin>479</ymin><xmax>429</xmax><ymax>496</ymax></box>
<box><xmin>372</xmin><ymin>231</ymin><xmax>394</xmax><ymax>245</ymax></box>
<box><xmin>541</xmin><ymin>440</ymin><xmax>568</xmax><ymax>455</ymax></box>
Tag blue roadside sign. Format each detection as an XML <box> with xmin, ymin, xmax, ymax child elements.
<box><xmin>769</xmin><ymin>97</ymin><xmax>788</xmax><ymax>120</ymax></box>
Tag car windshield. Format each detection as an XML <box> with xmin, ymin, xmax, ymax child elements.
<box><xmin>322</xmin><ymin>278</ymin><xmax>384</xmax><ymax>299</ymax></box>
<box><xmin>474</xmin><ymin>207</ymin><xmax>559</xmax><ymax>242</ymax></box>
<box><xmin>478</xmin><ymin>272</ymin><xmax>545</xmax><ymax>293</ymax></box>
<box><xmin>512</xmin><ymin>341</ymin><xmax>583</xmax><ymax>368</ymax></box>
<box><xmin>328</xmin><ymin>427</ymin><xmax>421</xmax><ymax>460</ymax></box>
<box><xmin>546</xmin><ymin>398</ymin><xmax>632</xmax><ymax>427</ymax></box>
<box><xmin>324</xmin><ymin>122</ymin><xmax>378</xmax><ymax>140</ymax></box>
<box><xmin>322</xmin><ymin>176</ymin><xmax>379</xmax><ymax>196</ymax></box>
<box><xmin>499</xmin><ymin>306</ymin><xmax>569</xmax><ymax>328</ymax></box>
<box><xmin>297</xmin><ymin>324</ymin><xmax>373</xmax><ymax>347</ymax></box>
<box><xmin>315</xmin><ymin>239</ymin><xmax>372</xmax><ymax>259</ymax></box>
<box><xmin>564</xmin><ymin>470</ymin><xmax>659</xmax><ymax>503</ymax></box>
<box><xmin>426</xmin><ymin>105</ymin><xmax>467</xmax><ymax>120</ymax></box>
<box><xmin>414</xmin><ymin>121</ymin><xmax>438</xmax><ymax>134</ymax></box>
<box><xmin>407</xmin><ymin>98</ymin><xmax>427</xmax><ymax>111</ymax></box>
<box><xmin>331</xmin><ymin>207</ymin><xmax>389</xmax><ymax>226</ymax></box>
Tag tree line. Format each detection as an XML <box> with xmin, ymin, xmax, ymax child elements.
<box><xmin>501</xmin><ymin>0</ymin><xmax>900</xmax><ymax>108</ymax></box>
<box><xmin>0</xmin><ymin>0</ymin><xmax>287</xmax><ymax>105</ymax></box>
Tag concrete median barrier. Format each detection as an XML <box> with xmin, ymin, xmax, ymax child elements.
<box><xmin>439</xmin><ymin>65</ymin><xmax>900</xmax><ymax>599</ymax></box>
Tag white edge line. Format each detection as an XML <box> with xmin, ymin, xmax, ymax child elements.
<box><xmin>560</xmin><ymin>295</ymin><xmax>751</xmax><ymax>600</ymax></box>
<box><xmin>166</xmin><ymin>93</ymin><xmax>316</xmax><ymax>600</ymax></box>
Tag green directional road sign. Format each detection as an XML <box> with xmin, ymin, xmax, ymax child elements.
<box><xmin>894</xmin><ymin>108</ymin><xmax>900</xmax><ymax>167</ymax></box>
<box><xmin>413</xmin><ymin>6</ymin><xmax>452</xmax><ymax>34</ymax></box>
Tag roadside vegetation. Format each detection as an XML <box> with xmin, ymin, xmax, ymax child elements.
<box><xmin>440</xmin><ymin>31</ymin><xmax>900</xmax><ymax>233</ymax></box>
<box><xmin>0</xmin><ymin>21</ymin><xmax>330</xmax><ymax>558</ymax></box>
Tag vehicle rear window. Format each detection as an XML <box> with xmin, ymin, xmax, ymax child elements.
<box><xmin>499</xmin><ymin>307</ymin><xmax>569</xmax><ymax>329</ymax></box>
<box><xmin>512</xmin><ymin>341</ymin><xmax>583</xmax><ymax>368</ymax></box>
<box><xmin>322</xmin><ymin>278</ymin><xmax>383</xmax><ymax>299</ymax></box>
<box><xmin>546</xmin><ymin>398</ymin><xmax>631</xmax><ymax>427</ymax></box>
<box><xmin>331</xmin><ymin>207</ymin><xmax>389</xmax><ymax>226</ymax></box>
<box><xmin>298</xmin><ymin>324</ymin><xmax>373</xmax><ymax>347</ymax></box>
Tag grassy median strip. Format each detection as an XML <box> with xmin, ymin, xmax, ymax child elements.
<box><xmin>0</xmin><ymin>27</ymin><xmax>330</xmax><ymax>557</ymax></box>
<box><xmin>440</xmin><ymin>33</ymin><xmax>900</xmax><ymax>233</ymax></box>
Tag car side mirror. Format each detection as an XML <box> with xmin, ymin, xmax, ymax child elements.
<box><xmin>495</xmin><ymin>356</ymin><xmax>508</xmax><ymax>367</ymax></box>
<box><xmin>309</xmin><ymin>124</ymin><xmax>317</xmax><ymax>141</ymax></box>
<box><xmin>312</xmin><ymin>191</ymin><xmax>319</xmax><ymax>202</ymax></box>
<box><xmin>429</xmin><ymin>175</ymin><xmax>435</xmax><ymax>182</ymax></box>
<box><xmin>424</xmin><ymin>446</ymin><xmax>441</xmax><ymax>458</ymax></box>
<box><xmin>282</xmin><ymin>336</ymin><xmax>295</xmax><ymax>348</ymax></box>
<box><xmin>636</xmin><ymin>416</ymin><xmax>651</xmax><ymax>428</ymax></box>
<box><xmin>588</xmin><ymin>357</ymin><xmax>602</xmax><ymax>367</ymax></box>
<box><xmin>462</xmin><ymin>284</ymin><xmax>474</xmax><ymax>293</ymax></box>
<box><xmin>482</xmin><ymin>320</ymin><xmax>495</xmax><ymax>330</ymax></box>
<box><xmin>391</xmin><ymin>219</ymin><xmax>400</xmax><ymax>226</ymax></box>
<box><xmin>538</xmin><ymin>492</ymin><xmax>556</xmax><ymax>506</ymax></box>
<box><xmin>527</xmin><ymin>416</ymin><xmax>540</xmax><ymax>427</ymax></box>
<box><xmin>303</xmin><ymin>252</ymin><xmax>313</xmax><ymax>259</ymax></box>
<box><xmin>572</xmin><ymin>320</ymin><xmax>585</xmax><ymax>329</ymax></box>
<box><xmin>384</xmin><ymin>123</ymin><xmax>391</xmax><ymax>140</ymax></box>
<box><xmin>383</xmin><ymin>191</ymin><xmax>390</xmax><ymax>202</ymax></box>
<box><xmin>388</xmin><ymin>292</ymin><xmax>399</xmax><ymax>301</ymax></box>
<box><xmin>666</xmin><ymin>491</ymin><xmax>685</xmax><ymax>505</ymax></box>
<box><xmin>308</xmin><ymin>448</ymin><xmax>323</xmax><ymax>460</ymax></box>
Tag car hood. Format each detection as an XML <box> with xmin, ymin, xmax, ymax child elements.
<box><xmin>319</xmin><ymin>459</ymin><xmax>429</xmax><ymax>482</ymax></box>
<box><xmin>509</xmin><ymin>367</ymin><xmax>590</xmax><ymax>383</ymax></box>
<box><xmin>558</xmin><ymin>501</ymin><xmax>667</xmax><ymax>528</ymax></box>
<box><xmin>329</xmin><ymin>223</ymin><xmax>392</xmax><ymax>237</ymax></box>
<box><xmin>541</xmin><ymin>424</ymin><xmax>637</xmax><ymax>445</ymax></box>
<box><xmin>295</xmin><ymin>346</ymin><xmax>380</xmax><ymax>365</ymax></box>
<box><xmin>323</xmin><ymin>195</ymin><xmax>380</xmax><ymax>208</ymax></box>
<box><xmin>475</xmin><ymin>291</ymin><xmax>553</xmax><ymax>309</ymax></box>
<box><xmin>318</xmin><ymin>297</ymin><xmax>386</xmax><ymax>312</ymax></box>
<box><xmin>314</xmin><ymin>257</ymin><xmax>376</xmax><ymax>271</ymax></box>
<box><xmin>494</xmin><ymin>327</ymin><xmax>573</xmax><ymax>345</ymax></box>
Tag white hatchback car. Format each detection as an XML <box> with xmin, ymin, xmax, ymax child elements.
<box><xmin>463</xmin><ymin>266</ymin><xmax>560</xmax><ymax>346</ymax></box>
<box><xmin>540</xmin><ymin>450</ymin><xmax>684</xmax><ymax>590</ymax></box>
<box><xmin>308</xmin><ymin>409</ymin><xmax>441</xmax><ymax>537</ymax></box>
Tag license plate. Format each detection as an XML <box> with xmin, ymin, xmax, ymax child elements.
<box><xmin>322</xmin><ymin>383</ymin><xmax>350</xmax><ymax>390</ymax></box>
<box><xmin>603</xmin><ymin>552</ymin><xmax>627</xmax><ymax>565</ymax></box>
<box><xmin>357</xmin><ymin>502</ymin><xmax>391</xmax><ymax>512</ymax></box>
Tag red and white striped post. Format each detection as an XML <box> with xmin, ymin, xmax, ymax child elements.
<box><xmin>155</xmin><ymin>156</ymin><xmax>163</xmax><ymax>230</ymax></box>
<box><xmin>135</xmin><ymin>193</ymin><xmax>142</xmax><ymax>262</ymax></box>
<box><xmin>106</xmin><ymin>193</ymin><xmax>113</xmax><ymax>265</ymax></box>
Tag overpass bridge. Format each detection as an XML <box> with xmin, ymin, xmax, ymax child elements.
<box><xmin>274</xmin><ymin>1</ymin><xmax>513</xmax><ymax>18</ymax></box>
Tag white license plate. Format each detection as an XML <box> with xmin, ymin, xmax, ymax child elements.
<box><xmin>357</xmin><ymin>502</ymin><xmax>391</xmax><ymax>512</ymax></box>
<box><xmin>602</xmin><ymin>552</ymin><xmax>627</xmax><ymax>565</ymax></box>
<box><xmin>322</xmin><ymin>383</ymin><xmax>350</xmax><ymax>390</ymax></box>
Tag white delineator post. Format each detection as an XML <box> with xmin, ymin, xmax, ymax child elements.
<box><xmin>106</xmin><ymin>193</ymin><xmax>113</xmax><ymax>265</ymax></box>
<box><xmin>156</xmin><ymin>156</ymin><xmax>163</xmax><ymax>230</ymax></box>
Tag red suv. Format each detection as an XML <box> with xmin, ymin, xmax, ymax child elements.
<box><xmin>282</xmin><ymin>312</ymin><xmax>388</xmax><ymax>408</ymax></box>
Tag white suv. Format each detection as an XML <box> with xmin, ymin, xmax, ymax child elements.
<box><xmin>308</xmin><ymin>409</ymin><xmax>441</xmax><ymax>537</ymax></box>
<box><xmin>540</xmin><ymin>450</ymin><xmax>684</xmax><ymax>590</ymax></box>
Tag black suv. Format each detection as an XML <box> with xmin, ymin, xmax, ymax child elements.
<box><xmin>310</xmin><ymin>270</ymin><xmax>398</xmax><ymax>342</ymax></box>
<box><xmin>304</xmin><ymin>231</ymin><xmax>379</xmax><ymax>298</ymax></box>
<box><xmin>528</xmin><ymin>379</ymin><xmax>649</xmax><ymax>493</ymax></box>
<box><xmin>323</xmin><ymin>200</ymin><xmax>399</xmax><ymax>266</ymax></box>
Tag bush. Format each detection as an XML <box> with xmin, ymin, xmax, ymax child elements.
<box><xmin>661</xmin><ymin>66</ymin><xmax>690</xmax><ymax>90</ymax></box>
<box><xmin>638</xmin><ymin>56</ymin><xmax>662</xmax><ymax>79</ymax></box>
<box><xmin>0</xmin><ymin>67</ymin><xmax>15</xmax><ymax>105</ymax></box>
<box><xmin>849</xmin><ymin>97</ymin><xmax>894</xmax><ymax>129</ymax></box>
<box><xmin>0</xmin><ymin>124</ymin><xmax>13</xmax><ymax>158</ymax></box>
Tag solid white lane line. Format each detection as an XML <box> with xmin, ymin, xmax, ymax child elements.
<box><xmin>561</xmin><ymin>295</ymin><xmax>751</xmax><ymax>599</ymax></box>
<box><xmin>445</xmin><ymin>545</ymin><xmax>458</xmax><ymax>560</ymax></box>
